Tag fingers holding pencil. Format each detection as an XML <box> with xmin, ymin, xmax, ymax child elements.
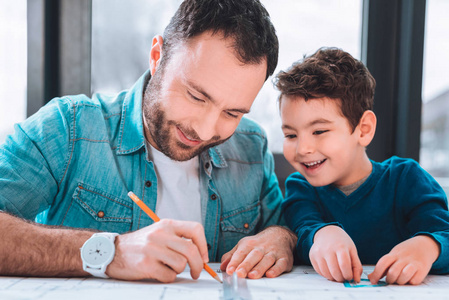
<box><xmin>163</xmin><ymin>220</ymin><xmax>209</xmax><ymax>279</ymax></box>
<box><xmin>127</xmin><ymin>191</ymin><xmax>221</xmax><ymax>283</ymax></box>
<box><xmin>108</xmin><ymin>220</ymin><xmax>208</xmax><ymax>282</ymax></box>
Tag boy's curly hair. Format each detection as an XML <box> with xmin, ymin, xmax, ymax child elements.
<box><xmin>274</xmin><ymin>47</ymin><xmax>376</xmax><ymax>131</ymax></box>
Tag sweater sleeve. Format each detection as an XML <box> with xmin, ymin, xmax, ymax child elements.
<box><xmin>281</xmin><ymin>173</ymin><xmax>341</xmax><ymax>264</ymax></box>
<box><xmin>397</xmin><ymin>159</ymin><xmax>449</xmax><ymax>274</ymax></box>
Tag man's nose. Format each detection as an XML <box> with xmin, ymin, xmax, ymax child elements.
<box><xmin>192</xmin><ymin>110</ymin><xmax>220</xmax><ymax>142</ymax></box>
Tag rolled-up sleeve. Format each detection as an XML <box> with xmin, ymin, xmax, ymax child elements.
<box><xmin>0</xmin><ymin>98</ymin><xmax>72</xmax><ymax>220</ymax></box>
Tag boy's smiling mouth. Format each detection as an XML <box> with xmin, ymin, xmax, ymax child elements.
<box><xmin>303</xmin><ymin>159</ymin><xmax>327</xmax><ymax>169</ymax></box>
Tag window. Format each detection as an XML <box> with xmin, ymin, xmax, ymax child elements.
<box><xmin>91</xmin><ymin>0</ymin><xmax>362</xmax><ymax>153</ymax></box>
<box><xmin>420</xmin><ymin>0</ymin><xmax>449</xmax><ymax>194</ymax></box>
<box><xmin>0</xmin><ymin>0</ymin><xmax>27</xmax><ymax>144</ymax></box>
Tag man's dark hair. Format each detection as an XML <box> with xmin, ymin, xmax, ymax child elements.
<box><xmin>275</xmin><ymin>47</ymin><xmax>376</xmax><ymax>131</ymax></box>
<box><xmin>162</xmin><ymin>0</ymin><xmax>278</xmax><ymax>80</ymax></box>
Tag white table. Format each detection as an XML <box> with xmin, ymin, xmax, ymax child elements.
<box><xmin>1</xmin><ymin>264</ymin><xmax>448</xmax><ymax>299</ymax></box>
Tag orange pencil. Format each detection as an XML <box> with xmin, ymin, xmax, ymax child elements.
<box><xmin>127</xmin><ymin>191</ymin><xmax>222</xmax><ymax>283</ymax></box>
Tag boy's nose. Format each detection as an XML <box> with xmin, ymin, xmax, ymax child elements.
<box><xmin>296</xmin><ymin>139</ymin><xmax>314</xmax><ymax>156</ymax></box>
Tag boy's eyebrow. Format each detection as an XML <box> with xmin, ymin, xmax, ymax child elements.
<box><xmin>186</xmin><ymin>80</ymin><xmax>250</xmax><ymax>114</ymax></box>
<box><xmin>281</xmin><ymin>124</ymin><xmax>296</xmax><ymax>130</ymax></box>
<box><xmin>281</xmin><ymin>119</ymin><xmax>333</xmax><ymax>131</ymax></box>
<box><xmin>306</xmin><ymin>119</ymin><xmax>333</xmax><ymax>127</ymax></box>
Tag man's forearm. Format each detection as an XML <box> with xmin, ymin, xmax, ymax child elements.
<box><xmin>0</xmin><ymin>212</ymin><xmax>94</xmax><ymax>277</ymax></box>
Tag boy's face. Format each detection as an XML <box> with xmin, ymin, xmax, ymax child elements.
<box><xmin>281</xmin><ymin>96</ymin><xmax>368</xmax><ymax>187</ymax></box>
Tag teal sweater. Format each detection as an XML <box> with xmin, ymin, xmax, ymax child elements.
<box><xmin>282</xmin><ymin>156</ymin><xmax>449</xmax><ymax>274</ymax></box>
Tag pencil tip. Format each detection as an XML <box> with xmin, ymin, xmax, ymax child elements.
<box><xmin>215</xmin><ymin>276</ymin><xmax>223</xmax><ymax>283</ymax></box>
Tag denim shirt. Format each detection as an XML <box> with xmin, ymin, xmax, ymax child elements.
<box><xmin>0</xmin><ymin>71</ymin><xmax>284</xmax><ymax>261</ymax></box>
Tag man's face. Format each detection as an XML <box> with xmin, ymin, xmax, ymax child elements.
<box><xmin>143</xmin><ymin>32</ymin><xmax>267</xmax><ymax>161</ymax></box>
<box><xmin>281</xmin><ymin>96</ymin><xmax>367</xmax><ymax>187</ymax></box>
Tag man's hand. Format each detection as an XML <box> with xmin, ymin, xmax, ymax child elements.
<box><xmin>220</xmin><ymin>226</ymin><xmax>296</xmax><ymax>279</ymax></box>
<box><xmin>106</xmin><ymin>219</ymin><xmax>209</xmax><ymax>283</ymax></box>
<box><xmin>309</xmin><ymin>225</ymin><xmax>363</xmax><ymax>283</ymax></box>
<box><xmin>368</xmin><ymin>235</ymin><xmax>440</xmax><ymax>285</ymax></box>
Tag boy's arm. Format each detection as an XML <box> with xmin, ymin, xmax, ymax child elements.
<box><xmin>311</xmin><ymin>225</ymin><xmax>363</xmax><ymax>282</ymax></box>
<box><xmin>371</xmin><ymin>160</ymin><xmax>449</xmax><ymax>284</ymax></box>
<box><xmin>400</xmin><ymin>161</ymin><xmax>449</xmax><ymax>274</ymax></box>
<box><xmin>282</xmin><ymin>173</ymin><xmax>341</xmax><ymax>264</ymax></box>
<box><xmin>282</xmin><ymin>175</ymin><xmax>362</xmax><ymax>282</ymax></box>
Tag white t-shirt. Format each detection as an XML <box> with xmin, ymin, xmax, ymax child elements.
<box><xmin>147</xmin><ymin>143</ymin><xmax>202</xmax><ymax>224</ymax></box>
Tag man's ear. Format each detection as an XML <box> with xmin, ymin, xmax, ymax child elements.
<box><xmin>358</xmin><ymin>110</ymin><xmax>377</xmax><ymax>147</ymax></box>
<box><xmin>149</xmin><ymin>35</ymin><xmax>164</xmax><ymax>75</ymax></box>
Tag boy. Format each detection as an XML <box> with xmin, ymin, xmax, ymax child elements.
<box><xmin>276</xmin><ymin>47</ymin><xmax>449</xmax><ymax>285</ymax></box>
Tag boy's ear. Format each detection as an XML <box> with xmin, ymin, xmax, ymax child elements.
<box><xmin>149</xmin><ymin>35</ymin><xmax>164</xmax><ymax>75</ymax></box>
<box><xmin>357</xmin><ymin>110</ymin><xmax>377</xmax><ymax>147</ymax></box>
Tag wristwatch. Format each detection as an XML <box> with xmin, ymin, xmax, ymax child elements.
<box><xmin>80</xmin><ymin>232</ymin><xmax>119</xmax><ymax>278</ymax></box>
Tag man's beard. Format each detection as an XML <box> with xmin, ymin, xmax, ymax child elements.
<box><xmin>142</xmin><ymin>71</ymin><xmax>230</xmax><ymax>161</ymax></box>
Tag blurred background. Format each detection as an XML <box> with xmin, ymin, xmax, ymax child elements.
<box><xmin>1</xmin><ymin>0</ymin><xmax>448</xmax><ymax>194</ymax></box>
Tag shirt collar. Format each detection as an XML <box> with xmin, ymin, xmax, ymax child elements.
<box><xmin>207</xmin><ymin>146</ymin><xmax>228</xmax><ymax>168</ymax></box>
<box><xmin>116</xmin><ymin>70</ymin><xmax>150</xmax><ymax>155</ymax></box>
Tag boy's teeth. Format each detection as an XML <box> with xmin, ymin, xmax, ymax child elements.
<box><xmin>305</xmin><ymin>160</ymin><xmax>323</xmax><ymax>167</ymax></box>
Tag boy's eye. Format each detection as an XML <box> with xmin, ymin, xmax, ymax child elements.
<box><xmin>313</xmin><ymin>130</ymin><xmax>329</xmax><ymax>135</ymax></box>
<box><xmin>284</xmin><ymin>134</ymin><xmax>297</xmax><ymax>139</ymax></box>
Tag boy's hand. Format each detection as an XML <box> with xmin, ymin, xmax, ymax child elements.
<box><xmin>310</xmin><ymin>225</ymin><xmax>363</xmax><ymax>282</ymax></box>
<box><xmin>368</xmin><ymin>235</ymin><xmax>440</xmax><ymax>285</ymax></box>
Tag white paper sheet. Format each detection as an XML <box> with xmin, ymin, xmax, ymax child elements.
<box><xmin>1</xmin><ymin>264</ymin><xmax>449</xmax><ymax>299</ymax></box>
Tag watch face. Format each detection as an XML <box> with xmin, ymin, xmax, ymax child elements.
<box><xmin>81</xmin><ymin>235</ymin><xmax>114</xmax><ymax>267</ymax></box>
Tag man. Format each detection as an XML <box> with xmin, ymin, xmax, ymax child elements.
<box><xmin>0</xmin><ymin>0</ymin><xmax>296</xmax><ymax>283</ymax></box>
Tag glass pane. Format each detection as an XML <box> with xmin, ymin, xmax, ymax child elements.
<box><xmin>0</xmin><ymin>1</ymin><xmax>27</xmax><ymax>144</ymax></box>
<box><xmin>91</xmin><ymin>0</ymin><xmax>182</xmax><ymax>94</ymax></box>
<box><xmin>421</xmin><ymin>0</ymin><xmax>449</xmax><ymax>195</ymax></box>
<box><xmin>91</xmin><ymin>0</ymin><xmax>362</xmax><ymax>153</ymax></box>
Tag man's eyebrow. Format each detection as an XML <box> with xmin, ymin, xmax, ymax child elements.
<box><xmin>226</xmin><ymin>107</ymin><xmax>251</xmax><ymax>114</ymax></box>
<box><xmin>187</xmin><ymin>80</ymin><xmax>250</xmax><ymax>114</ymax></box>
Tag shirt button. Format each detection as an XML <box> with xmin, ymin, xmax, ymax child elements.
<box><xmin>97</xmin><ymin>211</ymin><xmax>105</xmax><ymax>218</ymax></box>
<box><xmin>210</xmin><ymin>194</ymin><xmax>217</xmax><ymax>200</ymax></box>
<box><xmin>207</xmin><ymin>243</ymin><xmax>211</xmax><ymax>250</ymax></box>
<box><xmin>145</xmin><ymin>181</ymin><xmax>152</xmax><ymax>187</ymax></box>
<box><xmin>205</xmin><ymin>162</ymin><xmax>210</xmax><ymax>169</ymax></box>
<box><xmin>243</xmin><ymin>223</ymin><xmax>249</xmax><ymax>229</ymax></box>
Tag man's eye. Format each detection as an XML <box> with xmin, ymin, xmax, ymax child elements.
<box><xmin>226</xmin><ymin>112</ymin><xmax>239</xmax><ymax>118</ymax></box>
<box><xmin>188</xmin><ymin>91</ymin><xmax>205</xmax><ymax>102</ymax></box>
<box><xmin>313</xmin><ymin>130</ymin><xmax>329</xmax><ymax>135</ymax></box>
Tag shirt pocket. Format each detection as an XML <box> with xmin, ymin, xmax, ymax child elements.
<box><xmin>61</xmin><ymin>183</ymin><xmax>133</xmax><ymax>233</ymax></box>
<box><xmin>220</xmin><ymin>201</ymin><xmax>261</xmax><ymax>251</ymax></box>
